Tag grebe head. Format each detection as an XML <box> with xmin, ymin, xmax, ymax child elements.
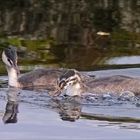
<box><xmin>2</xmin><ymin>46</ymin><xmax>19</xmax><ymax>74</ymax></box>
<box><xmin>2</xmin><ymin>46</ymin><xmax>20</xmax><ymax>87</ymax></box>
<box><xmin>58</xmin><ymin>69</ymin><xmax>83</xmax><ymax>96</ymax></box>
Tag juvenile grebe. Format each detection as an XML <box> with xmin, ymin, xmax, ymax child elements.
<box><xmin>57</xmin><ymin>70</ymin><xmax>84</xmax><ymax>96</ymax></box>
<box><xmin>2</xmin><ymin>46</ymin><xmax>92</xmax><ymax>90</ymax></box>
<box><xmin>56</xmin><ymin>70</ymin><xmax>140</xmax><ymax>96</ymax></box>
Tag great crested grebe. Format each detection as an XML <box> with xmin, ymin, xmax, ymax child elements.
<box><xmin>2</xmin><ymin>46</ymin><xmax>92</xmax><ymax>90</ymax></box>
<box><xmin>56</xmin><ymin>69</ymin><xmax>140</xmax><ymax>96</ymax></box>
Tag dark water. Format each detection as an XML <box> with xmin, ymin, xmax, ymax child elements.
<box><xmin>0</xmin><ymin>1</ymin><xmax>140</xmax><ymax>72</ymax></box>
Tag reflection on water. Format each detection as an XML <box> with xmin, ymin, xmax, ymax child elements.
<box><xmin>1</xmin><ymin>87</ymin><xmax>140</xmax><ymax>124</ymax></box>
<box><xmin>0</xmin><ymin>0</ymin><xmax>140</xmax><ymax>72</ymax></box>
<box><xmin>2</xmin><ymin>87</ymin><xmax>82</xmax><ymax>123</ymax></box>
<box><xmin>1</xmin><ymin>44</ymin><xmax>139</xmax><ymax>73</ymax></box>
<box><xmin>0</xmin><ymin>1</ymin><xmax>140</xmax><ymax>139</ymax></box>
<box><xmin>2</xmin><ymin>88</ymin><xmax>20</xmax><ymax>124</ymax></box>
<box><xmin>3</xmin><ymin>101</ymin><xmax>18</xmax><ymax>124</ymax></box>
<box><xmin>0</xmin><ymin>1</ymin><xmax>140</xmax><ymax>71</ymax></box>
<box><xmin>81</xmin><ymin>112</ymin><xmax>140</xmax><ymax>124</ymax></box>
<box><xmin>49</xmin><ymin>97</ymin><xmax>82</xmax><ymax>122</ymax></box>
<box><xmin>0</xmin><ymin>86</ymin><xmax>140</xmax><ymax>139</ymax></box>
<box><xmin>106</xmin><ymin>56</ymin><xmax>140</xmax><ymax>65</ymax></box>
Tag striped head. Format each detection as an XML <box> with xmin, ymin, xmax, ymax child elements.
<box><xmin>57</xmin><ymin>69</ymin><xmax>83</xmax><ymax>96</ymax></box>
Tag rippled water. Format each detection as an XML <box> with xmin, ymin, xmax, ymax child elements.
<box><xmin>0</xmin><ymin>0</ymin><xmax>140</xmax><ymax>139</ymax></box>
<box><xmin>0</xmin><ymin>68</ymin><xmax>140</xmax><ymax>140</ymax></box>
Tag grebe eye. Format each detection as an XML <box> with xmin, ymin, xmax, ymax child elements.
<box><xmin>7</xmin><ymin>58</ymin><xmax>13</xmax><ymax>65</ymax></box>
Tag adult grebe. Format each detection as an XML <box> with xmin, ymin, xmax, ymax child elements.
<box><xmin>2</xmin><ymin>46</ymin><xmax>92</xmax><ymax>90</ymax></box>
<box><xmin>56</xmin><ymin>70</ymin><xmax>140</xmax><ymax>96</ymax></box>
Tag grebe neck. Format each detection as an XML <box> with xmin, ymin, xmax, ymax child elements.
<box><xmin>64</xmin><ymin>82</ymin><xmax>82</xmax><ymax>96</ymax></box>
<box><xmin>7</xmin><ymin>67</ymin><xmax>19</xmax><ymax>88</ymax></box>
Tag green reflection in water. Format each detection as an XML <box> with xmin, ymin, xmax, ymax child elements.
<box><xmin>0</xmin><ymin>32</ymin><xmax>140</xmax><ymax>74</ymax></box>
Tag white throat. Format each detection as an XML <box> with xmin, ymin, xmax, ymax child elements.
<box><xmin>7</xmin><ymin>67</ymin><xmax>19</xmax><ymax>87</ymax></box>
<box><xmin>64</xmin><ymin>82</ymin><xmax>82</xmax><ymax>96</ymax></box>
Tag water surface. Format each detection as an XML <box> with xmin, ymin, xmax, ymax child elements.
<box><xmin>0</xmin><ymin>1</ymin><xmax>140</xmax><ymax>139</ymax></box>
<box><xmin>0</xmin><ymin>68</ymin><xmax>140</xmax><ymax>140</ymax></box>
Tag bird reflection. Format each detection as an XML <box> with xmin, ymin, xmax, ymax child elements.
<box><xmin>2</xmin><ymin>88</ymin><xmax>82</xmax><ymax>123</ymax></box>
<box><xmin>2</xmin><ymin>87</ymin><xmax>20</xmax><ymax>124</ymax></box>
<box><xmin>49</xmin><ymin>96</ymin><xmax>82</xmax><ymax>122</ymax></box>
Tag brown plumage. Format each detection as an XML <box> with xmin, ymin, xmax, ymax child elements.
<box><xmin>2</xmin><ymin>46</ymin><xmax>92</xmax><ymax>90</ymax></box>
<box><xmin>57</xmin><ymin>70</ymin><xmax>140</xmax><ymax>96</ymax></box>
<box><xmin>85</xmin><ymin>75</ymin><xmax>140</xmax><ymax>95</ymax></box>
